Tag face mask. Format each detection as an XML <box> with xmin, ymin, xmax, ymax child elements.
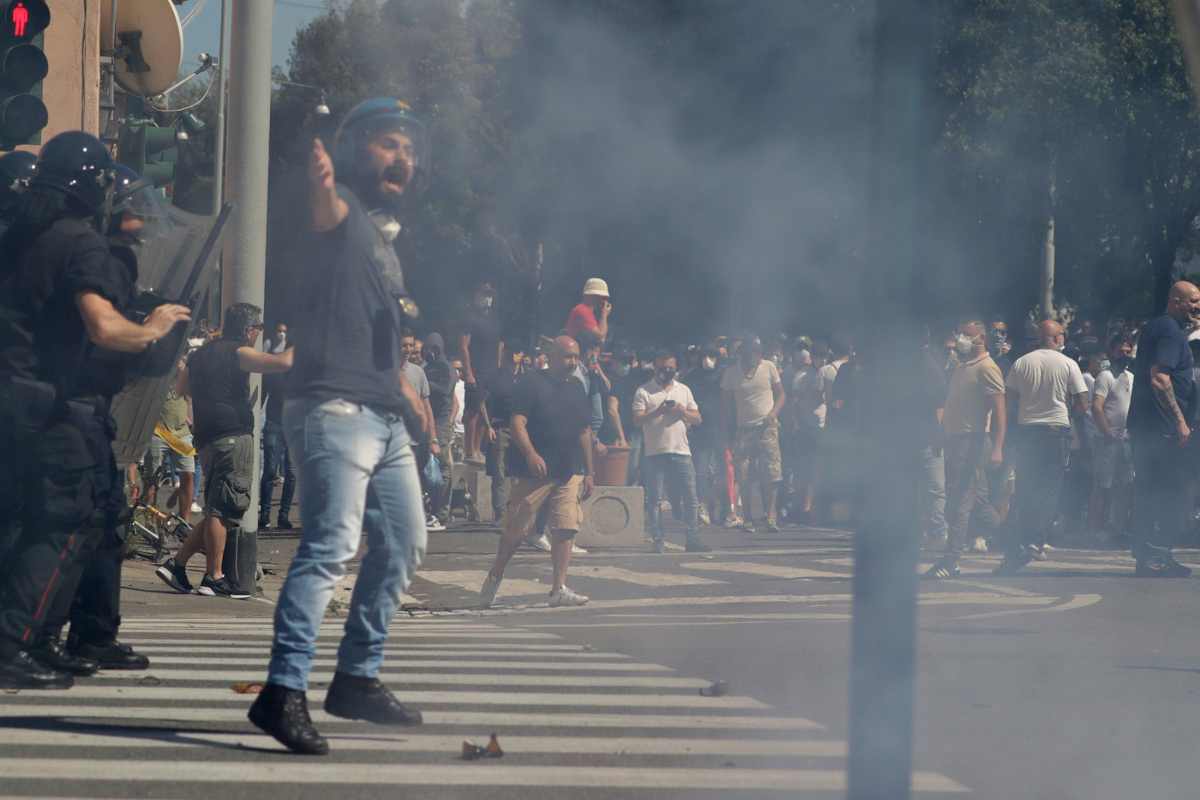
<box><xmin>1098</xmin><ymin>359</ymin><xmax>1111</xmax><ymax>373</ymax></box>
<box><xmin>954</xmin><ymin>334</ymin><xmax>976</xmax><ymax>358</ymax></box>
<box><xmin>703</xmin><ymin>356</ymin><xmax>717</xmax><ymax>370</ymax></box>
<box><xmin>657</xmin><ymin>368</ymin><xmax>676</xmax><ymax>384</ymax></box>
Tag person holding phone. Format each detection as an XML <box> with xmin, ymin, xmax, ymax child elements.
<box><xmin>633</xmin><ymin>352</ymin><xmax>710</xmax><ymax>552</ymax></box>
<box><xmin>565</xmin><ymin>277</ymin><xmax>613</xmax><ymax>343</ymax></box>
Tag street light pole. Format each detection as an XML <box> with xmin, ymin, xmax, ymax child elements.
<box><xmin>220</xmin><ymin>0</ymin><xmax>273</xmax><ymax>592</ymax></box>
<box><xmin>211</xmin><ymin>0</ymin><xmax>231</xmax><ymax>218</ymax></box>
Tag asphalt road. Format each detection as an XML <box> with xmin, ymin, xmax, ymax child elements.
<box><xmin>2</xmin><ymin>520</ymin><xmax>1198</xmax><ymax>799</ymax></box>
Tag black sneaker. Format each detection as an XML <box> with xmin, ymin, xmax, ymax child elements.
<box><xmin>275</xmin><ymin>518</ymin><xmax>294</xmax><ymax>530</ymax></box>
<box><xmin>31</xmin><ymin>636</ymin><xmax>99</xmax><ymax>676</ymax></box>
<box><xmin>68</xmin><ymin>638</ymin><xmax>150</xmax><ymax>671</ymax></box>
<box><xmin>248</xmin><ymin>683</ymin><xmax>329</xmax><ymax>755</ymax></box>
<box><xmin>923</xmin><ymin>558</ymin><xmax>960</xmax><ymax>580</ymax></box>
<box><xmin>155</xmin><ymin>558</ymin><xmax>193</xmax><ymax>593</ymax></box>
<box><xmin>1135</xmin><ymin>558</ymin><xmax>1193</xmax><ymax>578</ymax></box>
<box><xmin>198</xmin><ymin>574</ymin><xmax>251</xmax><ymax>599</ymax></box>
<box><xmin>993</xmin><ymin>548</ymin><xmax>1033</xmax><ymax>576</ymax></box>
<box><xmin>0</xmin><ymin>649</ymin><xmax>74</xmax><ymax>689</ymax></box>
<box><xmin>324</xmin><ymin>672</ymin><xmax>423</xmax><ymax>726</ymax></box>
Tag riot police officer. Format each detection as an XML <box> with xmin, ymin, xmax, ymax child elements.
<box><xmin>0</xmin><ymin>132</ymin><xmax>190</xmax><ymax>689</ymax></box>
<box><xmin>0</xmin><ymin>149</ymin><xmax>36</xmax><ymax>222</ymax></box>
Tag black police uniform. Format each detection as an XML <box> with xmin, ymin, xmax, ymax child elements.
<box><xmin>0</xmin><ymin>215</ymin><xmax>135</xmax><ymax>669</ymax></box>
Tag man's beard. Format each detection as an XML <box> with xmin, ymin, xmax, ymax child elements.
<box><xmin>355</xmin><ymin>164</ymin><xmax>410</xmax><ymax>212</ymax></box>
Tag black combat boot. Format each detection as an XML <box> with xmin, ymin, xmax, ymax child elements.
<box><xmin>67</xmin><ymin>635</ymin><xmax>150</xmax><ymax>670</ymax></box>
<box><xmin>324</xmin><ymin>672</ymin><xmax>423</xmax><ymax>725</ymax></box>
<box><xmin>31</xmin><ymin>634</ymin><xmax>99</xmax><ymax>676</ymax></box>
<box><xmin>248</xmin><ymin>683</ymin><xmax>329</xmax><ymax>755</ymax></box>
<box><xmin>0</xmin><ymin>649</ymin><xmax>74</xmax><ymax>689</ymax></box>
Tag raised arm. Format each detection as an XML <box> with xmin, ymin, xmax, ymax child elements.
<box><xmin>238</xmin><ymin>346</ymin><xmax>294</xmax><ymax>374</ymax></box>
<box><xmin>309</xmin><ymin>138</ymin><xmax>348</xmax><ymax>233</ymax></box>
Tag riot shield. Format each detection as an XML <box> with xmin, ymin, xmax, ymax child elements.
<box><xmin>110</xmin><ymin>202</ymin><xmax>232</xmax><ymax>468</ymax></box>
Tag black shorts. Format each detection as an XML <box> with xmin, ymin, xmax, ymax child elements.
<box><xmin>466</xmin><ymin>381</ymin><xmax>490</xmax><ymax>414</ymax></box>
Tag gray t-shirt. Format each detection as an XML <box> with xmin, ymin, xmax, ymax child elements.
<box><xmin>401</xmin><ymin>361</ymin><xmax>430</xmax><ymax>400</ymax></box>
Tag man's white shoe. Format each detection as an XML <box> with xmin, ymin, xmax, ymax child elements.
<box><xmin>548</xmin><ymin>586</ymin><xmax>589</xmax><ymax>607</ymax></box>
<box><xmin>571</xmin><ymin>543</ymin><xmax>588</xmax><ymax>555</ymax></box>
<box><xmin>479</xmin><ymin>573</ymin><xmax>502</xmax><ymax>608</ymax></box>
<box><xmin>526</xmin><ymin>534</ymin><xmax>552</xmax><ymax>552</ymax></box>
<box><xmin>426</xmin><ymin>515</ymin><xmax>446</xmax><ymax>532</ymax></box>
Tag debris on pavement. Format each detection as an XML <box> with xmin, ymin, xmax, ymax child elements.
<box><xmin>138</xmin><ymin>675</ymin><xmax>163</xmax><ymax>687</ymax></box>
<box><xmin>699</xmin><ymin>680</ymin><xmax>730</xmax><ymax>697</ymax></box>
<box><xmin>462</xmin><ymin>733</ymin><xmax>505</xmax><ymax>760</ymax></box>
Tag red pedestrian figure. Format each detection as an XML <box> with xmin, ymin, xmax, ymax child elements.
<box><xmin>10</xmin><ymin>2</ymin><xmax>28</xmax><ymax>38</ymax></box>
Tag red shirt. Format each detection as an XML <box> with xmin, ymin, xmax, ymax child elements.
<box><xmin>564</xmin><ymin>302</ymin><xmax>599</xmax><ymax>339</ymax></box>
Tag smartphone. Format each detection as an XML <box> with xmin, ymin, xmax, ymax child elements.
<box><xmin>663</xmin><ymin>399</ymin><xmax>676</xmax><ymax>408</ymax></box>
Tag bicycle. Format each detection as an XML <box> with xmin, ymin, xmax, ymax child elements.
<box><xmin>124</xmin><ymin>458</ymin><xmax>193</xmax><ymax>563</ymax></box>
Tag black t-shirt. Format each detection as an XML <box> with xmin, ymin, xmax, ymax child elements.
<box><xmin>487</xmin><ymin>369</ymin><xmax>516</xmax><ymax>426</ymax></box>
<box><xmin>285</xmin><ymin>185</ymin><xmax>411</xmax><ymax>413</ymax></box>
<box><xmin>189</xmin><ymin>339</ymin><xmax>252</xmax><ymax>448</ymax></box>
<box><xmin>507</xmin><ymin>370</ymin><xmax>592</xmax><ymax>480</ymax></box>
<box><xmin>1129</xmin><ymin>314</ymin><xmax>1195</xmax><ymax>437</ymax></box>
<box><xmin>0</xmin><ymin>217</ymin><xmax>131</xmax><ymax>397</ymax></box>
<box><xmin>264</xmin><ymin>371</ymin><xmax>287</xmax><ymax>425</ymax></box>
<box><xmin>462</xmin><ymin>306</ymin><xmax>501</xmax><ymax>384</ymax></box>
<box><xmin>424</xmin><ymin>356</ymin><xmax>457</xmax><ymax>427</ymax></box>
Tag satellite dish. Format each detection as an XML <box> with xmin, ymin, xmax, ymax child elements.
<box><xmin>100</xmin><ymin>0</ymin><xmax>183</xmax><ymax>97</ymax></box>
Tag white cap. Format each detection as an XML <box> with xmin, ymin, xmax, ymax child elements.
<box><xmin>582</xmin><ymin>277</ymin><xmax>610</xmax><ymax>298</ymax></box>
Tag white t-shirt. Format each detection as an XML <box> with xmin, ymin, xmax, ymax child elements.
<box><xmin>453</xmin><ymin>379</ymin><xmax>466</xmax><ymax>436</ymax></box>
<box><xmin>1092</xmin><ymin>368</ymin><xmax>1133</xmax><ymax>438</ymax></box>
<box><xmin>632</xmin><ymin>379</ymin><xmax>699</xmax><ymax>457</ymax></box>
<box><xmin>791</xmin><ymin>367</ymin><xmax>826</xmax><ymax>429</ymax></box>
<box><xmin>721</xmin><ymin>360</ymin><xmax>782</xmax><ymax>427</ymax></box>
<box><xmin>1005</xmin><ymin>349</ymin><xmax>1088</xmax><ymax>428</ymax></box>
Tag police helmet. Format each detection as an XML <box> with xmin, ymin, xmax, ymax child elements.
<box><xmin>108</xmin><ymin>163</ymin><xmax>174</xmax><ymax>242</ymax></box>
<box><xmin>32</xmin><ymin>131</ymin><xmax>116</xmax><ymax>214</ymax></box>
<box><xmin>332</xmin><ymin>97</ymin><xmax>429</xmax><ymax>186</ymax></box>
<box><xmin>0</xmin><ymin>150</ymin><xmax>36</xmax><ymax>214</ymax></box>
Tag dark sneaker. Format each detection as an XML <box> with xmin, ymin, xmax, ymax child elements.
<box><xmin>922</xmin><ymin>558</ymin><xmax>960</xmax><ymax>580</ymax></box>
<box><xmin>993</xmin><ymin>548</ymin><xmax>1033</xmax><ymax>576</ymax></box>
<box><xmin>1136</xmin><ymin>558</ymin><xmax>1193</xmax><ymax>578</ymax></box>
<box><xmin>31</xmin><ymin>636</ymin><xmax>98</xmax><ymax>676</ymax></box>
<box><xmin>0</xmin><ymin>649</ymin><xmax>74</xmax><ymax>689</ymax></box>
<box><xmin>275</xmin><ymin>518</ymin><xmax>294</xmax><ymax>530</ymax></box>
<box><xmin>685</xmin><ymin>538</ymin><xmax>712</xmax><ymax>553</ymax></box>
<box><xmin>198</xmin><ymin>574</ymin><xmax>251</xmax><ymax>599</ymax></box>
<box><xmin>155</xmin><ymin>558</ymin><xmax>193</xmax><ymax>593</ymax></box>
<box><xmin>324</xmin><ymin>672</ymin><xmax>423</xmax><ymax>726</ymax></box>
<box><xmin>248</xmin><ymin>683</ymin><xmax>329</xmax><ymax>755</ymax></box>
<box><xmin>68</xmin><ymin>638</ymin><xmax>150</xmax><ymax>671</ymax></box>
<box><xmin>258</xmin><ymin>516</ymin><xmax>271</xmax><ymax>531</ymax></box>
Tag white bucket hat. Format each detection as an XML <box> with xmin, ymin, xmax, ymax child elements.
<box><xmin>582</xmin><ymin>277</ymin><xmax>610</xmax><ymax>298</ymax></box>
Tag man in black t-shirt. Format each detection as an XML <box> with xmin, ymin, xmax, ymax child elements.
<box><xmin>459</xmin><ymin>279</ymin><xmax>503</xmax><ymax>463</ymax></box>
<box><xmin>1127</xmin><ymin>281</ymin><xmax>1200</xmax><ymax>576</ymax></box>
<box><xmin>479</xmin><ymin>336</ymin><xmax>594</xmax><ymax>608</ymax></box>
<box><xmin>159</xmin><ymin>303</ymin><xmax>292</xmax><ymax>599</ymax></box>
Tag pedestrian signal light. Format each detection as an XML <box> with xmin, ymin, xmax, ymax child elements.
<box><xmin>0</xmin><ymin>0</ymin><xmax>49</xmax><ymax>149</ymax></box>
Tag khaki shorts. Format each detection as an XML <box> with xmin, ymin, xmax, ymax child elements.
<box><xmin>505</xmin><ymin>475</ymin><xmax>585</xmax><ymax>538</ymax></box>
<box><xmin>734</xmin><ymin>418</ymin><xmax>783</xmax><ymax>484</ymax></box>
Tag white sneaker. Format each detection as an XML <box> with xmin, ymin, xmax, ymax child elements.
<box><xmin>970</xmin><ymin>536</ymin><xmax>988</xmax><ymax>553</ymax></box>
<box><xmin>426</xmin><ymin>515</ymin><xmax>446</xmax><ymax>532</ymax></box>
<box><xmin>190</xmin><ymin>502</ymin><xmax>202</xmax><ymax>514</ymax></box>
<box><xmin>479</xmin><ymin>573</ymin><xmax>502</xmax><ymax>608</ymax></box>
<box><xmin>548</xmin><ymin>586</ymin><xmax>589</xmax><ymax>607</ymax></box>
<box><xmin>526</xmin><ymin>533</ymin><xmax>552</xmax><ymax>552</ymax></box>
<box><xmin>571</xmin><ymin>542</ymin><xmax>588</xmax><ymax>555</ymax></box>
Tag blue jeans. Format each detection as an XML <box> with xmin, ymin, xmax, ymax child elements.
<box><xmin>644</xmin><ymin>453</ymin><xmax>699</xmax><ymax>541</ymax></box>
<box><xmin>259</xmin><ymin>419</ymin><xmax>296</xmax><ymax>523</ymax></box>
<box><xmin>267</xmin><ymin>398</ymin><xmax>427</xmax><ymax>691</ymax></box>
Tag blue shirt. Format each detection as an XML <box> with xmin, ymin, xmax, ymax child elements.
<box><xmin>1128</xmin><ymin>314</ymin><xmax>1194</xmax><ymax>437</ymax></box>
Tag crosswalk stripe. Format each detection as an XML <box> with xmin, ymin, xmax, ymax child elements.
<box><xmin>88</xmin><ymin>670</ymin><xmax>708</xmax><ymax>689</ymax></box>
<box><xmin>121</xmin><ymin>631</ymin><xmax>558</xmax><ymax>641</ymax></box>
<box><xmin>0</xmin><ymin>729</ymin><xmax>845</xmax><ymax>756</ymax></box>
<box><xmin>563</xmin><ymin>565</ymin><xmax>726</xmax><ymax>587</ymax></box>
<box><xmin>125</xmin><ymin>646</ymin><xmax>632</xmax><ymax>658</ymax></box>
<box><xmin>0</xmin><ymin>704</ymin><xmax>822</xmax><ymax>730</ymax></box>
<box><xmin>681</xmin><ymin>561</ymin><xmax>849</xmax><ymax>580</ymax></box>
<box><xmin>0</xmin><ymin>759</ymin><xmax>970</xmax><ymax>792</ymax></box>
<box><xmin>24</xmin><ymin>686</ymin><xmax>771</xmax><ymax>709</ymax></box>
<box><xmin>139</xmin><ymin>657</ymin><xmax>670</xmax><ymax>671</ymax></box>
<box><xmin>410</xmin><ymin>570</ymin><xmax>549</xmax><ymax>597</ymax></box>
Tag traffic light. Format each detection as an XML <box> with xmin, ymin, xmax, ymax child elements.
<box><xmin>116</xmin><ymin>122</ymin><xmax>178</xmax><ymax>188</ymax></box>
<box><xmin>0</xmin><ymin>1</ymin><xmax>50</xmax><ymax>149</ymax></box>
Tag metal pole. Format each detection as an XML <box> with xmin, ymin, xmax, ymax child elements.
<box><xmin>212</xmin><ymin>0</ymin><xmax>232</xmax><ymax>216</ymax></box>
<box><xmin>220</xmin><ymin>0</ymin><xmax>273</xmax><ymax>590</ymax></box>
<box><xmin>846</xmin><ymin>1</ymin><xmax>935</xmax><ymax>797</ymax></box>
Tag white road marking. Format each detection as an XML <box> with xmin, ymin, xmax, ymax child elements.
<box><xmin>521</xmin><ymin>616</ymin><xmax>852</xmax><ymax>628</ymax></box>
<box><xmin>952</xmin><ymin>593</ymin><xmax>1103</xmax><ymax>621</ymax></box>
<box><xmin>0</xmin><ymin>729</ymin><xmax>845</xmax><ymax>756</ymax></box>
<box><xmin>122</xmin><ymin>632</ymin><xmax>558</xmax><ymax>644</ymax></box>
<box><xmin>87</xmin><ymin>670</ymin><xmax>708</xmax><ymax>689</ymax></box>
<box><xmin>0</xmin><ymin>760</ymin><xmax>969</xmax><ymax>792</ymax></box>
<box><xmin>26</xmin><ymin>686</ymin><xmax>770</xmax><ymax>709</ymax></box>
<box><xmin>681</xmin><ymin>561</ymin><xmax>848</xmax><ymax>580</ymax></box>
<box><xmin>125</xmin><ymin>645</ymin><xmax>633</xmax><ymax>658</ymax></box>
<box><xmin>140</xmin><ymin>656</ymin><xmax>670</xmax><ymax>671</ymax></box>
<box><xmin>0</xmin><ymin>705</ymin><xmax>823</xmax><ymax>730</ymax></box>
<box><xmin>568</xmin><ymin>565</ymin><xmax>726</xmax><ymax>587</ymax></box>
